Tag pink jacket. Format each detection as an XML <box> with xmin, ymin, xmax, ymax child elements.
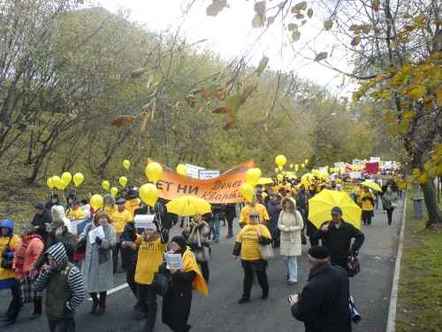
<box><xmin>14</xmin><ymin>236</ymin><xmax>44</xmax><ymax>279</ymax></box>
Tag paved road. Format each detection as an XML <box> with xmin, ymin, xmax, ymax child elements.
<box><xmin>1</xmin><ymin>203</ymin><xmax>402</xmax><ymax>332</ymax></box>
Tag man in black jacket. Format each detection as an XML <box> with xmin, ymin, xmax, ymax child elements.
<box><xmin>31</xmin><ymin>203</ymin><xmax>52</xmax><ymax>242</ymax></box>
<box><xmin>311</xmin><ymin>207</ymin><xmax>365</xmax><ymax>270</ymax></box>
<box><xmin>291</xmin><ymin>246</ymin><xmax>352</xmax><ymax>332</ymax></box>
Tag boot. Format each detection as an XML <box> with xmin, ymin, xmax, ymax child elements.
<box><xmin>96</xmin><ymin>292</ymin><xmax>106</xmax><ymax>316</ymax></box>
<box><xmin>90</xmin><ymin>294</ymin><xmax>98</xmax><ymax>315</ymax></box>
<box><xmin>31</xmin><ymin>297</ymin><xmax>42</xmax><ymax>318</ymax></box>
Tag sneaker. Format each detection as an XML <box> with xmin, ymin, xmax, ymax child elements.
<box><xmin>238</xmin><ymin>298</ymin><xmax>250</xmax><ymax>304</ymax></box>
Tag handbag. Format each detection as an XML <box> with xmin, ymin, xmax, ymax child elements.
<box><xmin>259</xmin><ymin>243</ymin><xmax>274</xmax><ymax>260</ymax></box>
<box><xmin>347</xmin><ymin>256</ymin><xmax>360</xmax><ymax>277</ymax></box>
<box><xmin>152</xmin><ymin>263</ymin><xmax>171</xmax><ymax>297</ymax></box>
<box><xmin>1</xmin><ymin>237</ymin><xmax>14</xmax><ymax>269</ymax></box>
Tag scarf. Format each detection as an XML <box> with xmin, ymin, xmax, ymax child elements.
<box><xmin>14</xmin><ymin>234</ymin><xmax>42</xmax><ymax>275</ymax></box>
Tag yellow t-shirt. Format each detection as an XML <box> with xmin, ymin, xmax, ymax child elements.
<box><xmin>236</xmin><ymin>224</ymin><xmax>271</xmax><ymax>261</ymax></box>
<box><xmin>0</xmin><ymin>235</ymin><xmax>21</xmax><ymax>281</ymax></box>
<box><xmin>67</xmin><ymin>208</ymin><xmax>86</xmax><ymax>221</ymax></box>
<box><xmin>104</xmin><ymin>205</ymin><xmax>116</xmax><ymax>216</ymax></box>
<box><xmin>134</xmin><ymin>238</ymin><xmax>166</xmax><ymax>285</ymax></box>
<box><xmin>359</xmin><ymin>192</ymin><xmax>375</xmax><ymax>211</ymax></box>
<box><xmin>239</xmin><ymin>204</ymin><xmax>270</xmax><ymax>225</ymax></box>
<box><xmin>111</xmin><ymin>209</ymin><xmax>133</xmax><ymax>234</ymax></box>
<box><xmin>125</xmin><ymin>199</ymin><xmax>141</xmax><ymax>217</ymax></box>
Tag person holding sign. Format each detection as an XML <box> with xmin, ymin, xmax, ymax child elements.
<box><xmin>233</xmin><ymin>211</ymin><xmax>272</xmax><ymax>304</ymax></box>
<box><xmin>111</xmin><ymin>198</ymin><xmax>133</xmax><ymax>273</ymax></box>
<box><xmin>78</xmin><ymin>212</ymin><xmax>116</xmax><ymax>316</ymax></box>
<box><xmin>121</xmin><ymin>222</ymin><xmax>167</xmax><ymax>331</ymax></box>
<box><xmin>162</xmin><ymin>236</ymin><xmax>208</xmax><ymax>332</ymax></box>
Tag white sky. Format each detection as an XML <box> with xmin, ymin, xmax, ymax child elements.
<box><xmin>97</xmin><ymin>0</ymin><xmax>355</xmax><ymax>95</ymax></box>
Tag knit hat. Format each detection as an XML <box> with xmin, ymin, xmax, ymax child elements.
<box><xmin>331</xmin><ymin>206</ymin><xmax>343</xmax><ymax>216</ymax></box>
<box><xmin>46</xmin><ymin>242</ymin><xmax>68</xmax><ymax>266</ymax></box>
<box><xmin>308</xmin><ymin>246</ymin><xmax>330</xmax><ymax>259</ymax></box>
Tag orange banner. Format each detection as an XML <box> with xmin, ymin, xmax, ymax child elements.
<box><xmin>156</xmin><ymin>161</ymin><xmax>255</xmax><ymax>204</ymax></box>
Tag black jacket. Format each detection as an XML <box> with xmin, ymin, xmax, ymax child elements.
<box><xmin>311</xmin><ymin>221</ymin><xmax>364</xmax><ymax>268</ymax></box>
<box><xmin>292</xmin><ymin>263</ymin><xmax>352</xmax><ymax>332</ymax></box>
<box><xmin>31</xmin><ymin>210</ymin><xmax>52</xmax><ymax>239</ymax></box>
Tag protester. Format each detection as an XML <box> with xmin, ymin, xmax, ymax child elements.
<box><xmin>162</xmin><ymin>236</ymin><xmax>208</xmax><ymax>332</ymax></box>
<box><xmin>233</xmin><ymin>210</ymin><xmax>272</xmax><ymax>303</ymax></box>
<box><xmin>125</xmin><ymin>190</ymin><xmax>141</xmax><ymax>217</ymax></box>
<box><xmin>45</xmin><ymin>193</ymin><xmax>61</xmax><ymax>210</ymax></box>
<box><xmin>67</xmin><ymin>200</ymin><xmax>86</xmax><ymax>221</ymax></box>
<box><xmin>278</xmin><ymin>198</ymin><xmax>304</xmax><ymax>285</ymax></box>
<box><xmin>183</xmin><ymin>214</ymin><xmax>211</xmax><ymax>282</ymax></box>
<box><xmin>0</xmin><ymin>219</ymin><xmax>22</xmax><ymax>326</ymax></box>
<box><xmin>291</xmin><ymin>246</ymin><xmax>352</xmax><ymax>332</ymax></box>
<box><xmin>79</xmin><ymin>212</ymin><xmax>116</xmax><ymax>315</ymax></box>
<box><xmin>13</xmin><ymin>225</ymin><xmax>45</xmax><ymax>320</ymax></box>
<box><xmin>103</xmin><ymin>195</ymin><xmax>116</xmax><ymax>216</ymax></box>
<box><xmin>266</xmin><ymin>193</ymin><xmax>282</xmax><ymax>248</ymax></box>
<box><xmin>359</xmin><ymin>187</ymin><xmax>375</xmax><ymax>225</ymax></box>
<box><xmin>120</xmin><ymin>217</ymin><xmax>139</xmax><ymax>309</ymax></box>
<box><xmin>312</xmin><ymin>207</ymin><xmax>365</xmax><ymax>270</ymax></box>
<box><xmin>51</xmin><ymin>205</ymin><xmax>74</xmax><ymax>235</ymax></box>
<box><xmin>34</xmin><ymin>242</ymin><xmax>87</xmax><ymax>332</ymax></box>
<box><xmin>382</xmin><ymin>185</ymin><xmax>400</xmax><ymax>226</ymax></box>
<box><xmin>42</xmin><ymin>214</ymin><xmax>77</xmax><ymax>264</ymax></box>
<box><xmin>239</xmin><ymin>196</ymin><xmax>270</xmax><ymax>227</ymax></box>
<box><xmin>209</xmin><ymin>205</ymin><xmax>224</xmax><ymax>243</ymax></box>
<box><xmin>31</xmin><ymin>202</ymin><xmax>52</xmax><ymax>242</ymax></box>
<box><xmin>111</xmin><ymin>198</ymin><xmax>133</xmax><ymax>273</ymax></box>
<box><xmin>123</xmin><ymin>222</ymin><xmax>167</xmax><ymax>330</ymax></box>
<box><xmin>224</xmin><ymin>204</ymin><xmax>236</xmax><ymax>239</ymax></box>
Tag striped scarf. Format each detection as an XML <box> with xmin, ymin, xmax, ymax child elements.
<box><xmin>14</xmin><ymin>234</ymin><xmax>42</xmax><ymax>275</ymax></box>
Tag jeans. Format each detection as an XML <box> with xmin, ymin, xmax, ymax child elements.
<box><xmin>210</xmin><ymin>218</ymin><xmax>221</xmax><ymax>242</ymax></box>
<box><xmin>285</xmin><ymin>256</ymin><xmax>298</xmax><ymax>282</ymax></box>
<box><xmin>413</xmin><ymin>199</ymin><xmax>424</xmax><ymax>219</ymax></box>
<box><xmin>138</xmin><ymin>284</ymin><xmax>157</xmax><ymax>332</ymax></box>
<box><xmin>241</xmin><ymin>260</ymin><xmax>269</xmax><ymax>299</ymax></box>
<box><xmin>48</xmin><ymin>317</ymin><xmax>76</xmax><ymax>332</ymax></box>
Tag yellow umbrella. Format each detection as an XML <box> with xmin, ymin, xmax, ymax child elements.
<box><xmin>166</xmin><ymin>195</ymin><xmax>212</xmax><ymax>217</ymax></box>
<box><xmin>361</xmin><ymin>180</ymin><xmax>382</xmax><ymax>192</ymax></box>
<box><xmin>257</xmin><ymin>177</ymin><xmax>274</xmax><ymax>185</ymax></box>
<box><xmin>308</xmin><ymin>189</ymin><xmax>362</xmax><ymax>229</ymax></box>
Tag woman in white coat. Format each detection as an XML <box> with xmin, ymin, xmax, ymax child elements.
<box><xmin>278</xmin><ymin>197</ymin><xmax>304</xmax><ymax>285</ymax></box>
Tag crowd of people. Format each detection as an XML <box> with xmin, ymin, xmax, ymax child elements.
<box><xmin>0</xmin><ymin>174</ymin><xmax>403</xmax><ymax>332</ymax></box>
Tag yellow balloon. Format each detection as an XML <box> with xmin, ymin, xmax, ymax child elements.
<box><xmin>61</xmin><ymin>172</ymin><xmax>72</xmax><ymax>187</ymax></box>
<box><xmin>101</xmin><ymin>180</ymin><xmax>110</xmax><ymax>192</ymax></box>
<box><xmin>275</xmin><ymin>154</ymin><xmax>287</xmax><ymax>168</ymax></box>
<box><xmin>240</xmin><ymin>183</ymin><xmax>254</xmax><ymax>203</ymax></box>
<box><xmin>301</xmin><ymin>163</ymin><xmax>305</xmax><ymax>169</ymax></box>
<box><xmin>277</xmin><ymin>174</ymin><xmax>284</xmax><ymax>182</ymax></box>
<box><xmin>139</xmin><ymin>183</ymin><xmax>159</xmax><ymax>207</ymax></box>
<box><xmin>110</xmin><ymin>187</ymin><xmax>118</xmax><ymax>198</ymax></box>
<box><xmin>246</xmin><ymin>168</ymin><xmax>261</xmax><ymax>186</ymax></box>
<box><xmin>52</xmin><ymin>176</ymin><xmax>63</xmax><ymax>190</ymax></box>
<box><xmin>47</xmin><ymin>177</ymin><xmax>55</xmax><ymax>189</ymax></box>
<box><xmin>176</xmin><ymin>164</ymin><xmax>187</xmax><ymax>176</ymax></box>
<box><xmin>73</xmin><ymin>172</ymin><xmax>85</xmax><ymax>187</ymax></box>
<box><xmin>123</xmin><ymin>159</ymin><xmax>131</xmax><ymax>170</ymax></box>
<box><xmin>295</xmin><ymin>164</ymin><xmax>299</xmax><ymax>171</ymax></box>
<box><xmin>119</xmin><ymin>176</ymin><xmax>128</xmax><ymax>187</ymax></box>
<box><xmin>90</xmin><ymin>194</ymin><xmax>104</xmax><ymax>210</ymax></box>
<box><xmin>305</xmin><ymin>159</ymin><xmax>309</xmax><ymax>165</ymax></box>
<box><xmin>145</xmin><ymin>162</ymin><xmax>163</xmax><ymax>183</ymax></box>
<box><xmin>289</xmin><ymin>164</ymin><xmax>294</xmax><ymax>169</ymax></box>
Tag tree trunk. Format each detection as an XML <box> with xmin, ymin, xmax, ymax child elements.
<box><xmin>421</xmin><ymin>178</ymin><xmax>442</xmax><ymax>227</ymax></box>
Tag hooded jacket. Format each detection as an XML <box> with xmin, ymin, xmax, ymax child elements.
<box><xmin>34</xmin><ymin>243</ymin><xmax>86</xmax><ymax>319</ymax></box>
<box><xmin>0</xmin><ymin>219</ymin><xmax>21</xmax><ymax>285</ymax></box>
<box><xmin>51</xmin><ymin>205</ymin><xmax>74</xmax><ymax>234</ymax></box>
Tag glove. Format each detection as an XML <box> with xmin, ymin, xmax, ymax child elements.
<box><xmin>64</xmin><ymin>301</ymin><xmax>73</xmax><ymax>315</ymax></box>
<box><xmin>95</xmin><ymin>237</ymin><xmax>102</xmax><ymax>245</ymax></box>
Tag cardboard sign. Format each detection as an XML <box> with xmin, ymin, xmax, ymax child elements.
<box><xmin>198</xmin><ymin>169</ymin><xmax>220</xmax><ymax>180</ymax></box>
<box><xmin>155</xmin><ymin>161</ymin><xmax>255</xmax><ymax>204</ymax></box>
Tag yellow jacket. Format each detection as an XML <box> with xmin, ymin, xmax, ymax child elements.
<box><xmin>111</xmin><ymin>209</ymin><xmax>133</xmax><ymax>234</ymax></box>
<box><xmin>67</xmin><ymin>208</ymin><xmax>86</xmax><ymax>221</ymax></box>
<box><xmin>0</xmin><ymin>235</ymin><xmax>21</xmax><ymax>281</ymax></box>
<box><xmin>125</xmin><ymin>199</ymin><xmax>141</xmax><ymax>217</ymax></box>
<box><xmin>135</xmin><ymin>237</ymin><xmax>166</xmax><ymax>285</ymax></box>
<box><xmin>359</xmin><ymin>192</ymin><xmax>375</xmax><ymax>211</ymax></box>
<box><xmin>104</xmin><ymin>205</ymin><xmax>116</xmax><ymax>216</ymax></box>
<box><xmin>183</xmin><ymin>248</ymin><xmax>208</xmax><ymax>296</ymax></box>
<box><xmin>236</xmin><ymin>224</ymin><xmax>271</xmax><ymax>261</ymax></box>
<box><xmin>239</xmin><ymin>204</ymin><xmax>269</xmax><ymax>225</ymax></box>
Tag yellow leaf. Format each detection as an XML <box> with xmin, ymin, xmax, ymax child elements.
<box><xmin>436</xmin><ymin>88</ymin><xmax>442</xmax><ymax>106</ymax></box>
<box><xmin>407</xmin><ymin>85</ymin><xmax>427</xmax><ymax>100</ymax></box>
<box><xmin>323</xmin><ymin>20</ymin><xmax>333</xmax><ymax>30</ymax></box>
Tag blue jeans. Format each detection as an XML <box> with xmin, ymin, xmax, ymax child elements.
<box><xmin>210</xmin><ymin>218</ymin><xmax>221</xmax><ymax>242</ymax></box>
<box><xmin>285</xmin><ymin>256</ymin><xmax>298</xmax><ymax>282</ymax></box>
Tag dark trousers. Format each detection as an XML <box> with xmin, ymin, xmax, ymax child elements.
<box><xmin>362</xmin><ymin>210</ymin><xmax>373</xmax><ymax>225</ymax></box>
<box><xmin>113</xmin><ymin>242</ymin><xmax>121</xmax><ymax>273</ymax></box>
<box><xmin>6</xmin><ymin>281</ymin><xmax>22</xmax><ymax>321</ymax></box>
<box><xmin>48</xmin><ymin>317</ymin><xmax>76</xmax><ymax>332</ymax></box>
<box><xmin>241</xmin><ymin>260</ymin><xmax>269</xmax><ymax>299</ymax></box>
<box><xmin>198</xmin><ymin>261</ymin><xmax>210</xmax><ymax>283</ymax></box>
<box><xmin>90</xmin><ymin>291</ymin><xmax>107</xmax><ymax>309</ymax></box>
<box><xmin>138</xmin><ymin>284</ymin><xmax>157</xmax><ymax>332</ymax></box>
<box><xmin>386</xmin><ymin>208</ymin><xmax>394</xmax><ymax>225</ymax></box>
<box><xmin>226</xmin><ymin>216</ymin><xmax>234</xmax><ymax>237</ymax></box>
<box><xmin>126</xmin><ymin>262</ymin><xmax>138</xmax><ymax>300</ymax></box>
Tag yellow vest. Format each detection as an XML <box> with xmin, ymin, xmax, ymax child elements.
<box><xmin>236</xmin><ymin>224</ymin><xmax>271</xmax><ymax>261</ymax></box>
<box><xmin>67</xmin><ymin>208</ymin><xmax>86</xmax><ymax>221</ymax></box>
<box><xmin>125</xmin><ymin>199</ymin><xmax>141</xmax><ymax>217</ymax></box>
<box><xmin>0</xmin><ymin>235</ymin><xmax>21</xmax><ymax>281</ymax></box>
<box><xmin>111</xmin><ymin>209</ymin><xmax>133</xmax><ymax>234</ymax></box>
<box><xmin>239</xmin><ymin>204</ymin><xmax>270</xmax><ymax>225</ymax></box>
<box><xmin>135</xmin><ymin>237</ymin><xmax>166</xmax><ymax>285</ymax></box>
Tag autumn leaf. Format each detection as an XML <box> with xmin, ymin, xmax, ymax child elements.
<box><xmin>295</xmin><ymin>13</ymin><xmax>304</xmax><ymax>20</ymax></box>
<box><xmin>212</xmin><ymin>107</ymin><xmax>230</xmax><ymax>114</ymax></box>
<box><xmin>372</xmin><ymin>0</ymin><xmax>380</xmax><ymax>11</ymax></box>
<box><xmin>307</xmin><ymin>8</ymin><xmax>313</xmax><ymax>18</ymax></box>
<box><xmin>407</xmin><ymin>85</ymin><xmax>427</xmax><ymax>100</ymax></box>
<box><xmin>324</xmin><ymin>20</ymin><xmax>333</xmax><ymax>30</ymax></box>
<box><xmin>130</xmin><ymin>68</ymin><xmax>145</xmax><ymax>79</ymax></box>
<box><xmin>361</xmin><ymin>24</ymin><xmax>371</xmax><ymax>34</ymax></box>
<box><xmin>252</xmin><ymin>14</ymin><xmax>265</xmax><ymax>28</ymax></box>
<box><xmin>351</xmin><ymin>36</ymin><xmax>361</xmax><ymax>46</ymax></box>
<box><xmin>314</xmin><ymin>52</ymin><xmax>328</xmax><ymax>62</ymax></box>
<box><xmin>111</xmin><ymin>115</ymin><xmax>135</xmax><ymax>127</ymax></box>
<box><xmin>206</xmin><ymin>0</ymin><xmax>228</xmax><ymax>16</ymax></box>
<box><xmin>288</xmin><ymin>23</ymin><xmax>298</xmax><ymax>31</ymax></box>
<box><xmin>436</xmin><ymin>88</ymin><xmax>442</xmax><ymax>106</ymax></box>
<box><xmin>291</xmin><ymin>30</ymin><xmax>301</xmax><ymax>42</ymax></box>
<box><xmin>256</xmin><ymin>56</ymin><xmax>269</xmax><ymax>76</ymax></box>
<box><xmin>292</xmin><ymin>1</ymin><xmax>307</xmax><ymax>12</ymax></box>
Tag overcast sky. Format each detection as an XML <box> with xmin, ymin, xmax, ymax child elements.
<box><xmin>98</xmin><ymin>0</ymin><xmax>355</xmax><ymax>95</ymax></box>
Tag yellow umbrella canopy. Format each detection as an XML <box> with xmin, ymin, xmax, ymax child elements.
<box><xmin>166</xmin><ymin>195</ymin><xmax>212</xmax><ymax>217</ymax></box>
<box><xmin>308</xmin><ymin>189</ymin><xmax>362</xmax><ymax>229</ymax></box>
<box><xmin>361</xmin><ymin>180</ymin><xmax>382</xmax><ymax>192</ymax></box>
<box><xmin>257</xmin><ymin>177</ymin><xmax>274</xmax><ymax>185</ymax></box>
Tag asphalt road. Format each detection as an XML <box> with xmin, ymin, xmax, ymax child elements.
<box><xmin>1</xmin><ymin>203</ymin><xmax>402</xmax><ymax>332</ymax></box>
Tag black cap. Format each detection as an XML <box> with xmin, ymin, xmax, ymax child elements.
<box><xmin>34</xmin><ymin>203</ymin><xmax>45</xmax><ymax>210</ymax></box>
<box><xmin>308</xmin><ymin>246</ymin><xmax>330</xmax><ymax>259</ymax></box>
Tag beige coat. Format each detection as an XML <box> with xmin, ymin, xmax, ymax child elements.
<box><xmin>278</xmin><ymin>209</ymin><xmax>304</xmax><ymax>257</ymax></box>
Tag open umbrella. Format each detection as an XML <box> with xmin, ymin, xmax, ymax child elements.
<box><xmin>361</xmin><ymin>180</ymin><xmax>382</xmax><ymax>192</ymax></box>
<box><xmin>166</xmin><ymin>195</ymin><xmax>212</xmax><ymax>217</ymax></box>
<box><xmin>308</xmin><ymin>189</ymin><xmax>362</xmax><ymax>229</ymax></box>
<box><xmin>257</xmin><ymin>177</ymin><xmax>274</xmax><ymax>185</ymax></box>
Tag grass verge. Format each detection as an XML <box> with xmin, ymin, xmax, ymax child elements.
<box><xmin>396</xmin><ymin>198</ymin><xmax>442</xmax><ymax>332</ymax></box>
